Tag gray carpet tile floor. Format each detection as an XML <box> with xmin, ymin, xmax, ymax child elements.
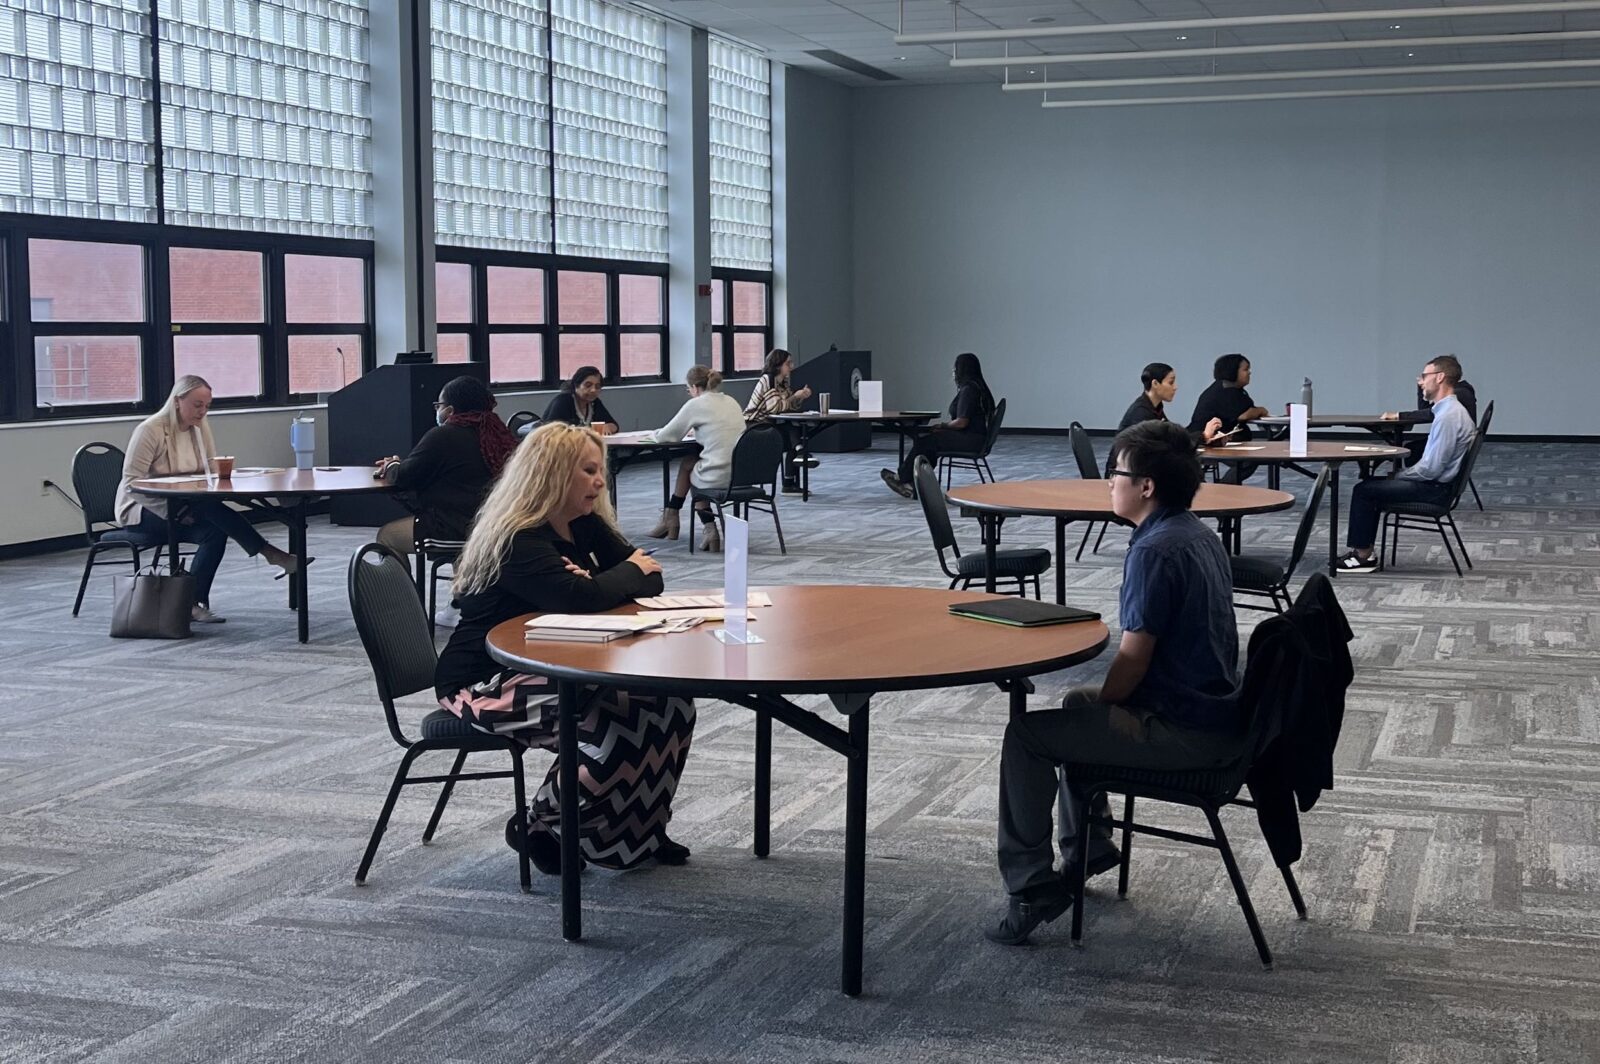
<box><xmin>2</xmin><ymin>435</ymin><xmax>1599</xmax><ymax>1063</ymax></box>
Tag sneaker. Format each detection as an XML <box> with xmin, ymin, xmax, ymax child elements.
<box><xmin>879</xmin><ymin>468</ymin><xmax>915</xmax><ymax>500</ymax></box>
<box><xmin>984</xmin><ymin>881</ymin><xmax>1074</xmax><ymax>945</ymax></box>
<box><xmin>1334</xmin><ymin>551</ymin><xmax>1380</xmax><ymax>575</ymax></box>
<box><xmin>434</xmin><ymin>605</ymin><xmax>460</xmax><ymax>629</ymax></box>
<box><xmin>191</xmin><ymin>603</ymin><xmax>227</xmax><ymax>624</ymax></box>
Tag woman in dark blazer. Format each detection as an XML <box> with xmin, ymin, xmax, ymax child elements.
<box><xmin>541</xmin><ymin>365</ymin><xmax>619</xmax><ymax>435</ymax></box>
<box><xmin>376</xmin><ymin>375</ymin><xmax>520</xmax><ymax>553</ymax></box>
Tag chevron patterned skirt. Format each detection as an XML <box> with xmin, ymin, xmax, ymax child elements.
<box><xmin>439</xmin><ymin>672</ymin><xmax>696</xmax><ymax>869</ymax></box>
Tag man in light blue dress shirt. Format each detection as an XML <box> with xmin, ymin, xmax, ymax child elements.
<box><xmin>1336</xmin><ymin>355</ymin><xmax>1477</xmax><ymax>574</ymax></box>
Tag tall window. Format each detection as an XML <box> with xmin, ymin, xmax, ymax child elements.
<box><xmin>432</xmin><ymin>0</ymin><xmax>552</xmax><ymax>252</ymax></box>
<box><xmin>29</xmin><ymin>238</ymin><xmax>149</xmax><ymax>409</ymax></box>
<box><xmin>169</xmin><ymin>246</ymin><xmax>267</xmax><ymax>399</ymax></box>
<box><xmin>709</xmin><ymin>276</ymin><xmax>770</xmax><ymax>378</ymax></box>
<box><xmin>159</xmin><ymin>0</ymin><xmax>373</xmax><ymax>237</ymax></box>
<box><xmin>0</xmin><ymin>1</ymin><xmax>157</xmax><ymax>222</ymax></box>
<box><xmin>551</xmin><ymin>0</ymin><xmax>667</xmax><ymax>262</ymax></box>
<box><xmin>284</xmin><ymin>252</ymin><xmax>367</xmax><ymax>395</ymax></box>
<box><xmin>708</xmin><ymin>37</ymin><xmax>771</xmax><ymax>273</ymax></box>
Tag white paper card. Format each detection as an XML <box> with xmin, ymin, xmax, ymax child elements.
<box><xmin>636</xmin><ymin>592</ymin><xmax>772</xmax><ymax>609</ymax></box>
<box><xmin>857</xmin><ymin>380</ymin><xmax>883</xmax><ymax>414</ymax></box>
<box><xmin>714</xmin><ymin>516</ymin><xmax>761</xmax><ymax>644</ymax></box>
<box><xmin>1288</xmin><ymin>403</ymin><xmax>1308</xmax><ymax>457</ymax></box>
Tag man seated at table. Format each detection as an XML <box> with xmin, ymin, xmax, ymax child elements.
<box><xmin>1381</xmin><ymin>355</ymin><xmax>1478</xmax><ymax>464</ymax></box>
<box><xmin>1337</xmin><ymin>355</ymin><xmax>1476</xmax><ymax>575</ymax></box>
<box><xmin>987</xmin><ymin>420</ymin><xmax>1242</xmax><ymax>944</ymax></box>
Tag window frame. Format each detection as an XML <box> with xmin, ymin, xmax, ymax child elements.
<box><xmin>435</xmin><ymin>245</ymin><xmax>668</xmax><ymax>388</ymax></box>
<box><xmin>710</xmin><ymin>267</ymin><xmax>772</xmax><ymax>380</ymax></box>
<box><xmin>2</xmin><ymin>211</ymin><xmax>373</xmax><ymax>422</ymax></box>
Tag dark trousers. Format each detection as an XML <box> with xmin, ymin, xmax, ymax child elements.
<box><xmin>898</xmin><ymin>429</ymin><xmax>982</xmax><ymax>484</ymax></box>
<box><xmin>996</xmin><ymin>689</ymin><xmax>1241</xmax><ymax>896</ymax></box>
<box><xmin>135</xmin><ymin>500</ymin><xmax>269</xmax><ymax>606</ymax></box>
<box><xmin>1345</xmin><ymin>476</ymin><xmax>1451</xmax><ymax>550</ymax></box>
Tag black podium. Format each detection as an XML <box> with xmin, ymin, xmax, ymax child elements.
<box><xmin>791</xmin><ymin>349</ymin><xmax>872</xmax><ymax>453</ymax></box>
<box><xmin>327</xmin><ymin>361</ymin><xmax>489</xmax><ymax>526</ymax></box>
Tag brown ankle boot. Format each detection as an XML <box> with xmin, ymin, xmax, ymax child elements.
<box><xmin>646</xmin><ymin>507</ymin><xmax>680</xmax><ymax>540</ymax></box>
<box><xmin>700</xmin><ymin>521</ymin><xmax>722</xmax><ymax>552</ymax></box>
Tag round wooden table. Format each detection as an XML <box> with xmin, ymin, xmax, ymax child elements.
<box><xmin>486</xmin><ymin>584</ymin><xmax>1109</xmax><ymax>996</ymax></box>
<box><xmin>1196</xmin><ymin>441</ymin><xmax>1410</xmax><ymax>574</ymax></box>
<box><xmin>946</xmin><ymin>480</ymin><xmax>1295</xmax><ymax>603</ymax></box>
<box><xmin>132</xmin><ymin>466</ymin><xmax>393</xmax><ymax>643</ymax></box>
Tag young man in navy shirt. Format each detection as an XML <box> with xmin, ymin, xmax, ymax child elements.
<box><xmin>988</xmin><ymin>420</ymin><xmax>1244</xmax><ymax>945</ymax></box>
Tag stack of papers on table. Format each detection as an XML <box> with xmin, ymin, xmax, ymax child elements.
<box><xmin>636</xmin><ymin>592</ymin><xmax>772</xmax><ymax>609</ymax></box>
<box><xmin>525</xmin><ymin>614</ymin><xmax>663</xmax><ymax>642</ymax></box>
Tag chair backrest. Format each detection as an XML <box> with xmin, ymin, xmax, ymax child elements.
<box><xmin>978</xmin><ymin>397</ymin><xmax>1007</xmax><ymax>458</ymax></box>
<box><xmin>71</xmin><ymin>441</ymin><xmax>126</xmax><ymax>537</ymax></box>
<box><xmin>348</xmin><ymin>543</ymin><xmax>440</xmax><ymax>746</ymax></box>
<box><xmin>913</xmin><ymin>457</ymin><xmax>960</xmax><ymax>566</ymax></box>
<box><xmin>1476</xmin><ymin>398</ymin><xmax>1495</xmax><ymax>438</ymax></box>
<box><xmin>1283</xmin><ymin>464</ymin><xmax>1333</xmax><ymax>579</ymax></box>
<box><xmin>1443</xmin><ymin>428</ymin><xmax>1487</xmax><ymax>511</ymax></box>
<box><xmin>506</xmin><ymin>411</ymin><xmax>539</xmax><ymax>437</ymax></box>
<box><xmin>1068</xmin><ymin>421</ymin><xmax>1100</xmax><ymax>480</ymax></box>
<box><xmin>728</xmin><ymin>425</ymin><xmax>785</xmax><ymax>490</ymax></box>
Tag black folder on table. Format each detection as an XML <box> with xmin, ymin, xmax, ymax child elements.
<box><xmin>948</xmin><ymin>599</ymin><xmax>1102</xmax><ymax>627</ymax></box>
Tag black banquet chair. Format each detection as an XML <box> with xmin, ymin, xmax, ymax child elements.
<box><xmin>691</xmin><ymin>425</ymin><xmax>787</xmax><ymax>554</ymax></box>
<box><xmin>913</xmin><ymin>457</ymin><xmax>1047</xmax><ymax>598</ymax></box>
<box><xmin>70</xmin><ymin>441</ymin><xmax>188</xmax><ymax>616</ymax></box>
<box><xmin>347</xmin><ymin>542</ymin><xmax>532</xmax><ymax>892</ymax></box>
<box><xmin>1231</xmin><ymin>465</ymin><xmax>1331</xmax><ymax>613</ymax></box>
<box><xmin>1379</xmin><ymin>421</ymin><xmax>1487</xmax><ymax>577</ymax></box>
<box><xmin>506</xmin><ymin>410</ymin><xmax>540</xmax><ymax>438</ymax></box>
<box><xmin>938</xmin><ymin>397</ymin><xmax>1007</xmax><ymax>487</ymax></box>
<box><xmin>1068</xmin><ymin>421</ymin><xmax>1111</xmax><ymax>560</ymax></box>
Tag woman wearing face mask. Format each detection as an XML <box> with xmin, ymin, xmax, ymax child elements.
<box><xmin>434</xmin><ymin>422</ymin><xmax>696</xmax><ymax>874</ymax></box>
<box><xmin>115</xmin><ymin>375</ymin><xmax>298</xmax><ymax>624</ymax></box>
<box><xmin>542</xmin><ymin>365</ymin><xmax>618</xmax><ymax>436</ymax></box>
<box><xmin>1120</xmin><ymin>362</ymin><xmax>1226</xmax><ymax>444</ymax></box>
<box><xmin>880</xmin><ymin>352</ymin><xmax>994</xmax><ymax>499</ymax></box>
<box><xmin>375</xmin><ymin>375</ymin><xmax>520</xmax><ymax>557</ymax></box>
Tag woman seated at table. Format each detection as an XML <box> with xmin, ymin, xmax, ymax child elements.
<box><xmin>434</xmin><ymin>422</ymin><xmax>696</xmax><ymax>873</ymax></box>
<box><xmin>879</xmin><ymin>351</ymin><xmax>993</xmax><ymax>499</ymax></box>
<box><xmin>1121</xmin><ymin>362</ymin><xmax>1226</xmax><ymax>443</ymax></box>
<box><xmin>114</xmin><ymin>374</ymin><xmax>298</xmax><ymax>624</ymax></box>
<box><xmin>1187</xmin><ymin>352</ymin><xmax>1269</xmax><ymax>483</ymax></box>
<box><xmin>374</xmin><ymin>375</ymin><xmax>519</xmax><ymax>555</ymax></box>
<box><xmin>542</xmin><ymin>365</ymin><xmax>618</xmax><ymax>435</ymax></box>
<box><xmin>743</xmin><ymin>348</ymin><xmax>814</xmax><ymax>491</ymax></box>
<box><xmin>645</xmin><ymin>365</ymin><xmax>747</xmax><ymax>553</ymax></box>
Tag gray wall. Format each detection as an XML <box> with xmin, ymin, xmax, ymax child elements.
<box><xmin>852</xmin><ymin>85</ymin><xmax>1600</xmax><ymax>435</ymax></box>
<box><xmin>776</xmin><ymin>68</ymin><xmax>855</xmax><ymax>370</ymax></box>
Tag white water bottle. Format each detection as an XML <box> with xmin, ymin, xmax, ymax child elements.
<box><xmin>290</xmin><ymin>413</ymin><xmax>316</xmax><ymax>471</ymax></box>
<box><xmin>1300</xmin><ymin>377</ymin><xmax>1314</xmax><ymax>418</ymax></box>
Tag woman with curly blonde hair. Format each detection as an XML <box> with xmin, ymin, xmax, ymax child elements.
<box><xmin>433</xmin><ymin>422</ymin><xmax>695</xmax><ymax>873</ymax></box>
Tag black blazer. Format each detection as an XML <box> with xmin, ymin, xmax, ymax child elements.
<box><xmin>542</xmin><ymin>391</ymin><xmax>617</xmax><ymax>429</ymax></box>
<box><xmin>1407</xmin><ymin>379</ymin><xmax>1477</xmax><ymax>424</ymax></box>
<box><xmin>389</xmin><ymin>423</ymin><xmax>494</xmax><ymax>542</ymax></box>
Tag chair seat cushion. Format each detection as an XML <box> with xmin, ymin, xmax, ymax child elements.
<box><xmin>1387</xmin><ymin>502</ymin><xmax>1450</xmax><ymax>518</ymax></box>
<box><xmin>695</xmin><ymin>486</ymin><xmax>767</xmax><ymax>504</ymax></box>
<box><xmin>957</xmin><ymin>547</ymin><xmax>1051</xmax><ymax>579</ymax></box>
<box><xmin>421</xmin><ymin>708</ymin><xmax>508</xmax><ymax>748</ymax></box>
<box><xmin>99</xmin><ymin>528</ymin><xmax>165</xmax><ymax>548</ymax></box>
<box><xmin>1230</xmin><ymin>553</ymin><xmax>1287</xmax><ymax>591</ymax></box>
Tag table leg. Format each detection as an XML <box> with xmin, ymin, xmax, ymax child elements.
<box><xmin>1268</xmin><ymin>465</ymin><xmax>1281</xmax><ymax>491</ymax></box>
<box><xmin>754</xmin><ymin>707</ymin><xmax>771</xmax><ymax>858</ymax></box>
<box><xmin>1327</xmin><ymin>464</ymin><xmax>1342</xmax><ymax>574</ymax></box>
<box><xmin>292</xmin><ymin>500</ymin><xmax>309</xmax><ymax>644</ymax></box>
<box><xmin>983</xmin><ymin>514</ymin><xmax>1001</xmax><ymax>595</ymax></box>
<box><xmin>1054</xmin><ymin>518</ymin><xmax>1066</xmax><ymax>604</ymax></box>
<box><xmin>660</xmin><ymin>454</ymin><xmax>671</xmax><ymax>507</ymax></box>
<box><xmin>1009</xmin><ymin>680</ymin><xmax>1027</xmax><ymax>721</ymax></box>
<box><xmin>800</xmin><ymin>426</ymin><xmax>812</xmax><ymax>502</ymax></box>
<box><xmin>607</xmin><ymin>455</ymin><xmax>620</xmax><ymax>509</ymax></box>
<box><xmin>167</xmin><ymin>502</ymin><xmax>183</xmax><ymax>571</ymax></box>
<box><xmin>842</xmin><ymin>705</ymin><xmax>869</xmax><ymax>997</ymax></box>
<box><xmin>558</xmin><ymin>681</ymin><xmax>583</xmax><ymax>941</ymax></box>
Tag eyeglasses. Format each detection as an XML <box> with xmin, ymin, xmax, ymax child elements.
<box><xmin>1107</xmin><ymin>468</ymin><xmax>1139</xmax><ymax>479</ymax></box>
<box><xmin>1416</xmin><ymin>370</ymin><xmax>1443</xmax><ymax>382</ymax></box>
<box><xmin>432</xmin><ymin>400</ymin><xmax>447</xmax><ymax>409</ymax></box>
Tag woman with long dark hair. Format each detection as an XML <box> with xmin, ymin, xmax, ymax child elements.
<box><xmin>376</xmin><ymin>375</ymin><xmax>521</xmax><ymax>555</ymax></box>
<box><xmin>743</xmin><ymin>348</ymin><xmax>815</xmax><ymax>492</ymax></box>
<box><xmin>542</xmin><ymin>365</ymin><xmax>619</xmax><ymax>435</ymax></box>
<box><xmin>881</xmin><ymin>352</ymin><xmax>996</xmax><ymax>498</ymax></box>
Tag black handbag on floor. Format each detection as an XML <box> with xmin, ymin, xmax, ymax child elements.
<box><xmin>110</xmin><ymin>562</ymin><xmax>194</xmax><ymax>639</ymax></box>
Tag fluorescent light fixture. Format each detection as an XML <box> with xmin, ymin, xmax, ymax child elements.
<box><xmin>898</xmin><ymin>1</ymin><xmax>1600</xmax><ymax>46</ymax></box>
<box><xmin>951</xmin><ymin>29</ymin><xmax>1600</xmax><ymax>68</ymax></box>
<box><xmin>1040</xmin><ymin>80</ymin><xmax>1600</xmax><ymax>108</ymax></box>
<box><xmin>1002</xmin><ymin>58</ymin><xmax>1600</xmax><ymax>92</ymax></box>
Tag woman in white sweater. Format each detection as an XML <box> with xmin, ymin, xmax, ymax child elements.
<box><xmin>645</xmin><ymin>365</ymin><xmax>747</xmax><ymax>552</ymax></box>
<box><xmin>114</xmin><ymin>375</ymin><xmax>297</xmax><ymax>623</ymax></box>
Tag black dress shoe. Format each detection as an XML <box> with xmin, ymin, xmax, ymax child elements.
<box><xmin>879</xmin><ymin>468</ymin><xmax>915</xmax><ymax>500</ymax></box>
<box><xmin>984</xmin><ymin>881</ymin><xmax>1074</xmax><ymax>946</ymax></box>
<box><xmin>505</xmin><ymin>812</ymin><xmax>584</xmax><ymax>876</ymax></box>
<box><xmin>1060</xmin><ymin>846</ymin><xmax>1122</xmax><ymax>886</ymax></box>
<box><xmin>653</xmin><ymin>835</ymin><xmax>691</xmax><ymax>865</ymax></box>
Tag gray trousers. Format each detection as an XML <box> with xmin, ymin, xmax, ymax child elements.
<box><xmin>997</xmin><ymin>687</ymin><xmax>1241</xmax><ymax>896</ymax></box>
